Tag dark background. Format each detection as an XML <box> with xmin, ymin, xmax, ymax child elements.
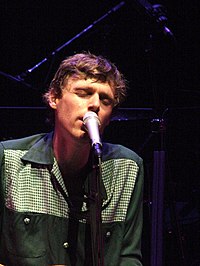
<box><xmin>0</xmin><ymin>1</ymin><xmax>199</xmax><ymax>265</ymax></box>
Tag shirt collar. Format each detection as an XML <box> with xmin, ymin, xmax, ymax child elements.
<box><xmin>21</xmin><ymin>131</ymin><xmax>108</xmax><ymax>201</ymax></box>
<box><xmin>21</xmin><ymin>131</ymin><xmax>54</xmax><ymax>165</ymax></box>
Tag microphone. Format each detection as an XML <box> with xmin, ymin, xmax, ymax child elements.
<box><xmin>83</xmin><ymin>111</ymin><xmax>102</xmax><ymax>157</ymax></box>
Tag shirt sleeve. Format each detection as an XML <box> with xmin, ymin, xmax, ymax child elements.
<box><xmin>119</xmin><ymin>157</ymin><xmax>144</xmax><ymax>266</ymax></box>
<box><xmin>0</xmin><ymin>143</ymin><xmax>5</xmax><ymax>264</ymax></box>
<box><xmin>0</xmin><ymin>143</ymin><xmax>5</xmax><ymax>211</ymax></box>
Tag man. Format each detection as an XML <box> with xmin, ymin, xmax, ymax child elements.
<box><xmin>0</xmin><ymin>52</ymin><xmax>144</xmax><ymax>265</ymax></box>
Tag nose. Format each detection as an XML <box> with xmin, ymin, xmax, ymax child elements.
<box><xmin>88</xmin><ymin>93</ymin><xmax>100</xmax><ymax>113</ymax></box>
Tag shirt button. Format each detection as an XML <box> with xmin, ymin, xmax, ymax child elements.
<box><xmin>23</xmin><ymin>217</ymin><xmax>30</xmax><ymax>225</ymax></box>
<box><xmin>63</xmin><ymin>242</ymin><xmax>69</xmax><ymax>249</ymax></box>
<box><xmin>106</xmin><ymin>231</ymin><xmax>111</xmax><ymax>238</ymax></box>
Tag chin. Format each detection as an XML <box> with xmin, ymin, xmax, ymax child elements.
<box><xmin>78</xmin><ymin>131</ymin><xmax>90</xmax><ymax>142</ymax></box>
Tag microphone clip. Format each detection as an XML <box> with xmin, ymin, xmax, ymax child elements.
<box><xmin>93</xmin><ymin>143</ymin><xmax>102</xmax><ymax>159</ymax></box>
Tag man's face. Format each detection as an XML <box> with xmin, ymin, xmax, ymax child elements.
<box><xmin>49</xmin><ymin>77</ymin><xmax>115</xmax><ymax>144</ymax></box>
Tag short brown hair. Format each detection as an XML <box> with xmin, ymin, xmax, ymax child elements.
<box><xmin>43</xmin><ymin>52</ymin><xmax>127</xmax><ymax>106</ymax></box>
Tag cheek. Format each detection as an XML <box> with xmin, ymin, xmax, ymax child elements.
<box><xmin>100</xmin><ymin>111</ymin><xmax>112</xmax><ymax>127</ymax></box>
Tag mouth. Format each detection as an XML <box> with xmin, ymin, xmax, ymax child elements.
<box><xmin>81</xmin><ymin>123</ymin><xmax>88</xmax><ymax>133</ymax></box>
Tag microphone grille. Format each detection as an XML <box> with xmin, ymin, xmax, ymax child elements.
<box><xmin>83</xmin><ymin>111</ymin><xmax>101</xmax><ymax>125</ymax></box>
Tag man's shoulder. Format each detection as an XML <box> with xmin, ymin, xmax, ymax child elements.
<box><xmin>0</xmin><ymin>133</ymin><xmax>48</xmax><ymax>151</ymax></box>
<box><xmin>102</xmin><ymin>142</ymin><xmax>142</xmax><ymax>165</ymax></box>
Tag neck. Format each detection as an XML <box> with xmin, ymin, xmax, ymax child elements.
<box><xmin>53</xmin><ymin>131</ymin><xmax>91</xmax><ymax>178</ymax></box>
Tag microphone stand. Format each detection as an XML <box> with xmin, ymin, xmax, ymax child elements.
<box><xmin>89</xmin><ymin>147</ymin><xmax>104</xmax><ymax>266</ymax></box>
<box><xmin>1</xmin><ymin>2</ymin><xmax>125</xmax><ymax>91</ymax></box>
<box><xmin>150</xmin><ymin>117</ymin><xmax>166</xmax><ymax>266</ymax></box>
<box><xmin>127</xmin><ymin>1</ymin><xmax>177</xmax><ymax>265</ymax></box>
<box><xmin>0</xmin><ymin>70</ymin><xmax>35</xmax><ymax>90</ymax></box>
<box><xmin>15</xmin><ymin>1</ymin><xmax>125</xmax><ymax>81</ymax></box>
<box><xmin>144</xmin><ymin>22</ymin><xmax>187</xmax><ymax>266</ymax></box>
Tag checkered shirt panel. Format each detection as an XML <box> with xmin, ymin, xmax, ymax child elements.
<box><xmin>4</xmin><ymin>149</ymin><xmax>138</xmax><ymax>223</ymax></box>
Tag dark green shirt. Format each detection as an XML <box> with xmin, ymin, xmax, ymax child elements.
<box><xmin>0</xmin><ymin>132</ymin><xmax>143</xmax><ymax>265</ymax></box>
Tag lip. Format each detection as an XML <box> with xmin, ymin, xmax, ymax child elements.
<box><xmin>80</xmin><ymin>118</ymin><xmax>87</xmax><ymax>132</ymax></box>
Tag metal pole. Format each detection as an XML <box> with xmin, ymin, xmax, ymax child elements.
<box><xmin>151</xmin><ymin>150</ymin><xmax>165</xmax><ymax>266</ymax></box>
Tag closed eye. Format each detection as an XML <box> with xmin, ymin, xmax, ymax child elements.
<box><xmin>100</xmin><ymin>94</ymin><xmax>114</xmax><ymax>106</ymax></box>
<box><xmin>73</xmin><ymin>88</ymin><xmax>114</xmax><ymax>106</ymax></box>
<box><xmin>74</xmin><ymin>89</ymin><xmax>92</xmax><ymax>97</ymax></box>
<box><xmin>100</xmin><ymin>97</ymin><xmax>114</xmax><ymax>106</ymax></box>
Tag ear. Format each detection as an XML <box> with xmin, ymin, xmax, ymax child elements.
<box><xmin>48</xmin><ymin>93</ymin><xmax>58</xmax><ymax>110</ymax></box>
